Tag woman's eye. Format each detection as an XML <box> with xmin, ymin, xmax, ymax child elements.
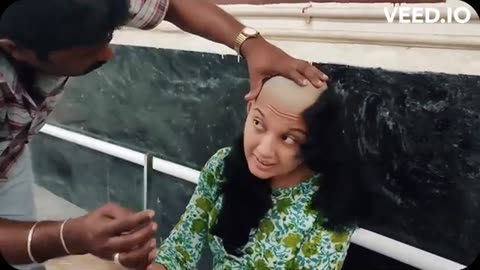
<box><xmin>284</xmin><ymin>136</ymin><xmax>296</xmax><ymax>145</ymax></box>
<box><xmin>253</xmin><ymin>119</ymin><xmax>264</xmax><ymax>131</ymax></box>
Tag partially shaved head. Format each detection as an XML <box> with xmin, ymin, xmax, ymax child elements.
<box><xmin>256</xmin><ymin>76</ymin><xmax>328</xmax><ymax>118</ymax></box>
<box><xmin>243</xmin><ymin>76</ymin><xmax>329</xmax><ymax>181</ymax></box>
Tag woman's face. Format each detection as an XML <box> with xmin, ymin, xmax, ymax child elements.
<box><xmin>243</xmin><ymin>76</ymin><xmax>326</xmax><ymax>180</ymax></box>
<box><xmin>243</xmin><ymin>101</ymin><xmax>307</xmax><ymax>179</ymax></box>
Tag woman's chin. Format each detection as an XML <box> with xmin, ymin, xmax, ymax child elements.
<box><xmin>248</xmin><ymin>163</ymin><xmax>272</xmax><ymax>180</ymax></box>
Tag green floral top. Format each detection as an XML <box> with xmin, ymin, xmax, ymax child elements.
<box><xmin>156</xmin><ymin>147</ymin><xmax>354</xmax><ymax>270</ymax></box>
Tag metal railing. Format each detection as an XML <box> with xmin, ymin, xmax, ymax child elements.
<box><xmin>39</xmin><ymin>124</ymin><xmax>466</xmax><ymax>270</ymax></box>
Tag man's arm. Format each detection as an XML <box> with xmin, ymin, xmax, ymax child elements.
<box><xmin>127</xmin><ymin>0</ymin><xmax>170</xmax><ymax>30</ymax></box>
<box><xmin>166</xmin><ymin>0</ymin><xmax>329</xmax><ymax>99</ymax></box>
<box><xmin>126</xmin><ymin>0</ymin><xmax>242</xmax><ymax>49</ymax></box>
<box><xmin>0</xmin><ymin>219</ymin><xmax>67</xmax><ymax>264</ymax></box>
<box><xmin>164</xmin><ymin>0</ymin><xmax>243</xmax><ymax>51</ymax></box>
<box><xmin>126</xmin><ymin>0</ymin><xmax>328</xmax><ymax>99</ymax></box>
<box><xmin>0</xmin><ymin>204</ymin><xmax>157</xmax><ymax>269</ymax></box>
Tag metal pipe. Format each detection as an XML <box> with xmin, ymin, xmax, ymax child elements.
<box><xmin>40</xmin><ymin>124</ymin><xmax>200</xmax><ymax>183</ymax></box>
<box><xmin>143</xmin><ymin>153</ymin><xmax>153</xmax><ymax>210</ymax></box>
<box><xmin>351</xmin><ymin>228</ymin><xmax>465</xmax><ymax>270</ymax></box>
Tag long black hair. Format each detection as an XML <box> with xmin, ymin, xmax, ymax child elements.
<box><xmin>211</xmin><ymin>76</ymin><xmax>379</xmax><ymax>255</ymax></box>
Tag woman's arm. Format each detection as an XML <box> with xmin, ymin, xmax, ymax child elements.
<box><xmin>155</xmin><ymin>148</ymin><xmax>230</xmax><ymax>270</ymax></box>
<box><xmin>327</xmin><ymin>230</ymin><xmax>354</xmax><ymax>270</ymax></box>
<box><xmin>299</xmin><ymin>228</ymin><xmax>354</xmax><ymax>270</ymax></box>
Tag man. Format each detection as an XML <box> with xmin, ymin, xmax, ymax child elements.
<box><xmin>0</xmin><ymin>0</ymin><xmax>328</xmax><ymax>269</ymax></box>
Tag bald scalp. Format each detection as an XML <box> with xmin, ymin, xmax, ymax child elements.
<box><xmin>256</xmin><ymin>76</ymin><xmax>328</xmax><ymax>118</ymax></box>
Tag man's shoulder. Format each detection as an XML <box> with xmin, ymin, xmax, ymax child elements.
<box><xmin>0</xmin><ymin>54</ymin><xmax>15</xmax><ymax>86</ymax></box>
<box><xmin>0</xmin><ymin>53</ymin><xmax>12</xmax><ymax>70</ymax></box>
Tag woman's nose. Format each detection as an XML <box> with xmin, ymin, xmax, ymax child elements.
<box><xmin>256</xmin><ymin>136</ymin><xmax>275</xmax><ymax>158</ymax></box>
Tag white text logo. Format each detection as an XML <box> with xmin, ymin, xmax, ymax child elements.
<box><xmin>384</xmin><ymin>6</ymin><xmax>472</xmax><ymax>24</ymax></box>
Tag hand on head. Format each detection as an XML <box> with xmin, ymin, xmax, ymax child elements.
<box><xmin>255</xmin><ymin>75</ymin><xmax>328</xmax><ymax>109</ymax></box>
<box><xmin>241</xmin><ymin>38</ymin><xmax>328</xmax><ymax>101</ymax></box>
<box><xmin>65</xmin><ymin>203</ymin><xmax>158</xmax><ymax>270</ymax></box>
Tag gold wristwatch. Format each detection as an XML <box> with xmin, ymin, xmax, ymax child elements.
<box><xmin>234</xmin><ymin>27</ymin><xmax>260</xmax><ymax>55</ymax></box>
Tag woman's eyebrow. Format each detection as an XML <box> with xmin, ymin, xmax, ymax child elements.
<box><xmin>254</xmin><ymin>108</ymin><xmax>265</xmax><ymax>117</ymax></box>
<box><xmin>289</xmin><ymin>128</ymin><xmax>307</xmax><ymax>135</ymax></box>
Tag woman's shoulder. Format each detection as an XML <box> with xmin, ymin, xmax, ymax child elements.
<box><xmin>204</xmin><ymin>147</ymin><xmax>232</xmax><ymax>169</ymax></box>
<box><xmin>200</xmin><ymin>147</ymin><xmax>232</xmax><ymax>183</ymax></box>
<box><xmin>212</xmin><ymin>147</ymin><xmax>232</xmax><ymax>160</ymax></box>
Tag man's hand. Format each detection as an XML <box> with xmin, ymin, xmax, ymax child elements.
<box><xmin>162</xmin><ymin>0</ymin><xmax>328</xmax><ymax>101</ymax></box>
<box><xmin>65</xmin><ymin>203</ymin><xmax>158</xmax><ymax>270</ymax></box>
<box><xmin>149</xmin><ymin>263</ymin><xmax>167</xmax><ymax>270</ymax></box>
<box><xmin>241</xmin><ymin>37</ymin><xmax>329</xmax><ymax>101</ymax></box>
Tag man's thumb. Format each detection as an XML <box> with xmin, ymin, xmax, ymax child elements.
<box><xmin>245</xmin><ymin>77</ymin><xmax>263</xmax><ymax>101</ymax></box>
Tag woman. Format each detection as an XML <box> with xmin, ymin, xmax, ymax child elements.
<box><xmin>153</xmin><ymin>76</ymin><xmax>376</xmax><ymax>269</ymax></box>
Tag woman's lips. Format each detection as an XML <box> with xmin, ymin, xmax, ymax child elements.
<box><xmin>254</xmin><ymin>156</ymin><xmax>275</xmax><ymax>169</ymax></box>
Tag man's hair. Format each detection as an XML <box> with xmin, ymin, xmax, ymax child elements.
<box><xmin>0</xmin><ymin>0</ymin><xmax>130</xmax><ymax>60</ymax></box>
<box><xmin>0</xmin><ymin>1</ymin><xmax>18</xmax><ymax>17</ymax></box>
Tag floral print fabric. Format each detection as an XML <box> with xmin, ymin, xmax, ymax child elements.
<box><xmin>156</xmin><ymin>147</ymin><xmax>354</xmax><ymax>269</ymax></box>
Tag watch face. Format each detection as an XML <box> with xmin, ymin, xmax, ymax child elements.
<box><xmin>244</xmin><ymin>27</ymin><xmax>258</xmax><ymax>36</ymax></box>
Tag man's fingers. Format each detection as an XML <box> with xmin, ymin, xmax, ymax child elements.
<box><xmin>148</xmin><ymin>248</ymin><xmax>157</xmax><ymax>263</ymax></box>
<box><xmin>245</xmin><ymin>75</ymin><xmax>263</xmax><ymax>101</ymax></box>
<box><xmin>107</xmin><ymin>210</ymin><xmax>155</xmax><ymax>235</ymax></box>
<box><xmin>298</xmin><ymin>60</ymin><xmax>328</xmax><ymax>81</ymax></box>
<box><xmin>297</xmin><ymin>61</ymin><xmax>328</xmax><ymax>88</ymax></box>
<box><xmin>146</xmin><ymin>264</ymin><xmax>163</xmax><ymax>270</ymax></box>
<box><xmin>99</xmin><ymin>203</ymin><xmax>133</xmax><ymax>219</ymax></box>
<box><xmin>118</xmin><ymin>238</ymin><xmax>156</xmax><ymax>269</ymax></box>
<box><xmin>286</xmin><ymin>69</ymin><xmax>308</xmax><ymax>87</ymax></box>
<box><xmin>108</xmin><ymin>222</ymin><xmax>157</xmax><ymax>253</ymax></box>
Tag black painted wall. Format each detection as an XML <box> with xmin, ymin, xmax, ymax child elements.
<box><xmin>30</xmin><ymin>45</ymin><xmax>480</xmax><ymax>269</ymax></box>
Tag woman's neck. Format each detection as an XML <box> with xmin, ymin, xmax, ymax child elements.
<box><xmin>270</xmin><ymin>166</ymin><xmax>315</xmax><ymax>190</ymax></box>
